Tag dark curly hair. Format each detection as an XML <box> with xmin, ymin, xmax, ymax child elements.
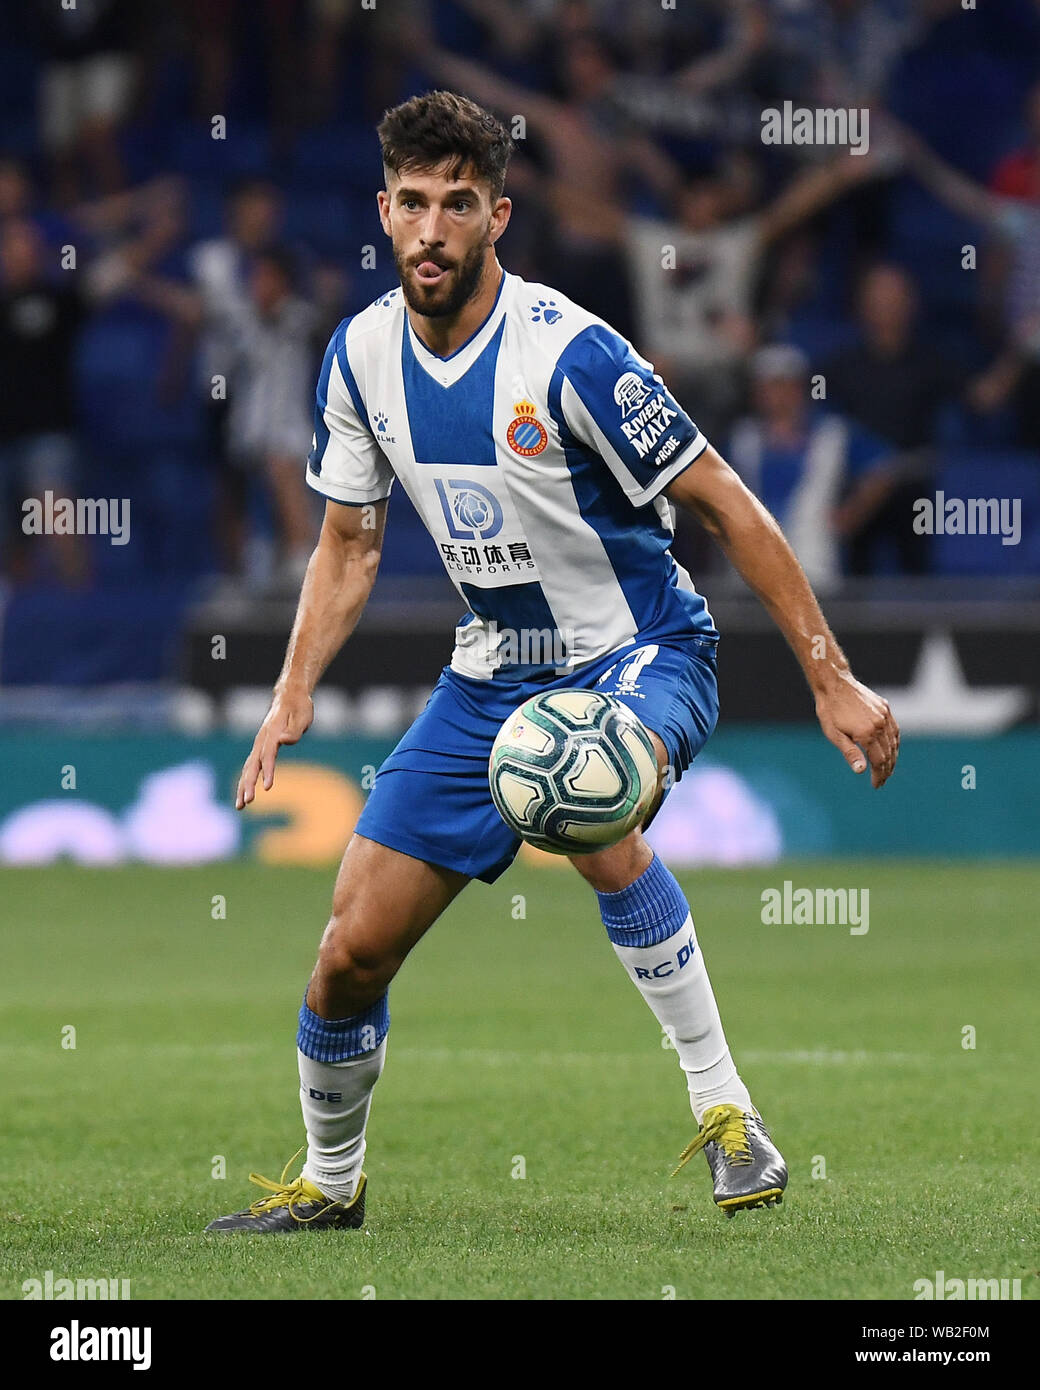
<box><xmin>377</xmin><ymin>89</ymin><xmax>513</xmax><ymax>201</ymax></box>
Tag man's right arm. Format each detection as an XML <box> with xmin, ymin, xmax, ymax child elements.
<box><xmin>236</xmin><ymin>497</ymin><xmax>387</xmax><ymax>808</ymax></box>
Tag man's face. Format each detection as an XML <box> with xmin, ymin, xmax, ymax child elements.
<box><xmin>250</xmin><ymin>258</ymin><xmax>289</xmax><ymax>316</ymax></box>
<box><xmin>0</xmin><ymin>162</ymin><xmax>30</xmax><ymax>219</ymax></box>
<box><xmin>859</xmin><ymin>266</ymin><xmax>915</xmax><ymax>343</ymax></box>
<box><xmin>378</xmin><ymin>163</ymin><xmax>507</xmax><ymax>319</ymax></box>
<box><xmin>1</xmin><ymin>221</ymin><xmax>41</xmax><ymax>287</ymax></box>
<box><xmin>562</xmin><ymin>35</ymin><xmax>613</xmax><ymax>102</ymax></box>
<box><xmin>755</xmin><ymin>374</ymin><xmax>805</xmax><ymax>421</ymax></box>
<box><xmin>231</xmin><ymin>188</ymin><xmax>281</xmax><ymax>251</ymax></box>
<box><xmin>678</xmin><ymin>179</ymin><xmax>728</xmax><ymax>231</ymax></box>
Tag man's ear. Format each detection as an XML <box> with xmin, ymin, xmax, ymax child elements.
<box><xmin>489</xmin><ymin>196</ymin><xmax>512</xmax><ymax>245</ymax></box>
<box><xmin>376</xmin><ymin>189</ymin><xmax>392</xmax><ymax>236</ymax></box>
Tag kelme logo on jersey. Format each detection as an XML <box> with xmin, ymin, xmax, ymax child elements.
<box><xmin>613</xmin><ymin>372</ymin><xmax>654</xmax><ymax>417</ymax></box>
<box><xmin>434</xmin><ymin>478</ymin><xmax>504</xmax><ymax>540</ymax></box>
<box><xmin>506</xmin><ymin>399</ymin><xmax>548</xmax><ymax>457</ymax></box>
<box><xmin>371</xmin><ymin>410</ymin><xmax>395</xmax><ymax>444</ymax></box>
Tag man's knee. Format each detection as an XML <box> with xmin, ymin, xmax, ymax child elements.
<box><xmin>315</xmin><ymin>912</ymin><xmax>396</xmax><ymax>997</ymax></box>
<box><xmin>307</xmin><ymin>833</ymin><xmax>467</xmax><ymax>1017</ymax></box>
<box><xmin>570</xmin><ymin>828</ymin><xmax>654</xmax><ymax>894</ymax></box>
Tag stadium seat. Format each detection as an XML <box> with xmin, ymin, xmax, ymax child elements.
<box><xmin>168</xmin><ymin>120</ymin><xmax>271</xmax><ymax>179</ymax></box>
<box><xmin>289</xmin><ymin>124</ymin><xmax>385</xmax><ymax>193</ymax></box>
<box><xmin>889</xmin><ymin>181</ymin><xmax>981</xmax><ymax>317</ymax></box>
<box><xmin>932</xmin><ymin>449</ymin><xmax>1040</xmax><ymax>575</ymax></box>
<box><xmin>74</xmin><ymin>307</ymin><xmax>203</xmax><ymax>452</ymax></box>
<box><xmin>283</xmin><ymin>189</ymin><xmax>364</xmax><ymax>259</ymax></box>
<box><xmin>0</xmin><ymin>584</ymin><xmax>191</xmax><ymax>684</ymax></box>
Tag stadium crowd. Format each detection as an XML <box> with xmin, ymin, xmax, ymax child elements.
<box><xmin>1</xmin><ymin>0</ymin><xmax>1039</xmax><ymax>621</ymax></box>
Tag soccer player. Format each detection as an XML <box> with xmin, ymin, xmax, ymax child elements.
<box><xmin>207</xmin><ymin>92</ymin><xmax>899</xmax><ymax>1233</ymax></box>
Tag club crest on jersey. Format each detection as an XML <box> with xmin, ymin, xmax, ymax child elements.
<box><xmin>506</xmin><ymin>399</ymin><xmax>548</xmax><ymax>457</ymax></box>
<box><xmin>613</xmin><ymin>372</ymin><xmax>653</xmax><ymax>417</ymax></box>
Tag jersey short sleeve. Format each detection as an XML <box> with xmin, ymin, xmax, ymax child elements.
<box><xmin>557</xmin><ymin>323</ymin><xmax>708</xmax><ymax>507</ymax></box>
<box><xmin>306</xmin><ymin>319</ymin><xmax>394</xmax><ymax>505</ymax></box>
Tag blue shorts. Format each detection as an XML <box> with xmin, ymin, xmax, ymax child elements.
<box><xmin>355</xmin><ymin>636</ymin><xmax>720</xmax><ymax>883</ymax></box>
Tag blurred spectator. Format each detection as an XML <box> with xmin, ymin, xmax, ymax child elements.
<box><xmin>188</xmin><ymin>180</ymin><xmax>284</xmax><ymax>575</ymax></box>
<box><xmin>306</xmin><ymin>0</ymin><xmax>357</xmax><ymax>126</ymax></box>
<box><xmin>826</xmin><ymin>264</ymin><xmax>961</xmax><ymax>449</ymax></box>
<box><xmin>989</xmin><ymin>78</ymin><xmax>1040</xmax><ymax>203</ymax></box>
<box><xmin>0</xmin><ymin>220</ymin><xmax>87</xmax><ymax>585</ymax></box>
<box><xmin>180</xmin><ymin>0</ymin><xmax>301</xmax><ymax>142</ymax></box>
<box><xmin>767</xmin><ymin>0</ymin><xmax>917</xmax><ymax>106</ymax></box>
<box><xmin>0</xmin><ymin>157</ymin><xmax>75</xmax><ymax>263</ymax></box>
<box><xmin>823</xmin><ymin>263</ymin><xmax>966</xmax><ymax>572</ymax></box>
<box><xmin>310</xmin><ymin>259</ymin><xmax>353</xmax><ymax>352</ymax></box>
<box><xmin>0</xmin><ymin>159</ymin><xmax>35</xmax><ymax>223</ymax></box>
<box><xmin>627</xmin><ymin>151</ymin><xmax>884</xmax><ymax>440</ymax></box>
<box><xmin>224</xmin><ymin>247</ymin><xmax>318</xmax><ymax>590</ymax></box>
<box><xmin>900</xmin><ymin>112</ymin><xmax>1040</xmax><ymax>449</ymax></box>
<box><xmin>28</xmin><ymin>0</ymin><xmax>145</xmax><ymax>204</ymax></box>
<box><xmin>188</xmin><ymin>179</ymin><xmax>283</xmax><ymax>388</ymax></box>
<box><xmin>0</xmin><ymin>0</ymin><xmax>1029</xmax><ymax>607</ymax></box>
<box><xmin>728</xmin><ymin>344</ymin><xmax>891</xmax><ymax>587</ymax></box>
<box><xmin>80</xmin><ymin>177</ymin><xmax>193</xmax><ymax>290</ymax></box>
<box><xmin>97</xmin><ymin>176</ymin><xmax>326</xmax><ymax>587</ymax></box>
<box><xmin>423</xmin><ymin>27</ymin><xmax>685</xmax><ymax>341</ymax></box>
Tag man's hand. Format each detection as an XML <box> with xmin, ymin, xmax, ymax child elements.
<box><xmin>233</xmin><ymin>498</ymin><xmax>387</xmax><ymax>810</ymax></box>
<box><xmin>236</xmin><ymin>684</ymin><xmax>314</xmax><ymax>809</ymax></box>
<box><xmin>815</xmin><ymin>670</ymin><xmax>899</xmax><ymax>789</ymax></box>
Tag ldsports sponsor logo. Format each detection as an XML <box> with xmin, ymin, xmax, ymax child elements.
<box><xmin>434</xmin><ymin>478</ymin><xmax>504</xmax><ymax>541</ymax></box>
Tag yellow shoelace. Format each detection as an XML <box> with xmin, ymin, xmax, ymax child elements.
<box><xmin>245</xmin><ymin>1147</ymin><xmax>330</xmax><ymax>1223</ymax></box>
<box><xmin>672</xmin><ymin>1104</ymin><xmax>753</xmax><ymax>1177</ymax></box>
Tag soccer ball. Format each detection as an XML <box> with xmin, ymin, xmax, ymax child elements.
<box><xmin>489</xmin><ymin>689</ymin><xmax>659</xmax><ymax>855</ymax></box>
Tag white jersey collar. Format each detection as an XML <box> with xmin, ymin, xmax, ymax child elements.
<box><xmin>406</xmin><ymin>269</ymin><xmax>514</xmax><ymax>388</ymax></box>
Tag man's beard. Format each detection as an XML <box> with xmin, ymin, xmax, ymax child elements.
<box><xmin>395</xmin><ymin>233</ymin><xmax>490</xmax><ymax>319</ymax></box>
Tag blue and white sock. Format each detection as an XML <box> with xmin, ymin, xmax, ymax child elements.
<box><xmin>296</xmin><ymin>993</ymin><xmax>389</xmax><ymax>1203</ymax></box>
<box><xmin>597</xmin><ymin>855</ymin><xmax>752</xmax><ymax>1124</ymax></box>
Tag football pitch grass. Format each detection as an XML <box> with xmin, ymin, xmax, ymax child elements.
<box><xmin>1</xmin><ymin>860</ymin><xmax>1035</xmax><ymax>1302</ymax></box>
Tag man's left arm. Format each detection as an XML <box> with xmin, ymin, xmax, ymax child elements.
<box><xmin>666</xmin><ymin>445</ymin><xmax>900</xmax><ymax>788</ymax></box>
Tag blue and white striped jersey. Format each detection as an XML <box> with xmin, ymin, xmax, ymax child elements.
<box><xmin>307</xmin><ymin>270</ymin><xmax>717</xmax><ymax>680</ymax></box>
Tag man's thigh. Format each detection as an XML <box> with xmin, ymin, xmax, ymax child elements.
<box><xmin>355</xmin><ymin>668</ymin><xmax>524</xmax><ymax>884</ymax></box>
<box><xmin>327</xmin><ymin>832</ymin><xmax>469</xmax><ymax>961</ymax></box>
<box><xmin>589</xmin><ymin>638</ymin><xmax>719</xmax><ymax>784</ymax></box>
<box><xmin>307</xmin><ymin>833</ymin><xmax>469</xmax><ymax>1015</ymax></box>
